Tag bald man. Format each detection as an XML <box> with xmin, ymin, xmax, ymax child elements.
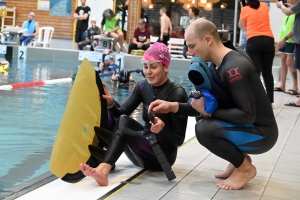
<box><xmin>148</xmin><ymin>19</ymin><xmax>278</xmax><ymax>190</ymax></box>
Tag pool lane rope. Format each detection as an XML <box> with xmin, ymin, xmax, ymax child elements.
<box><xmin>0</xmin><ymin>78</ymin><xmax>73</xmax><ymax>90</ymax></box>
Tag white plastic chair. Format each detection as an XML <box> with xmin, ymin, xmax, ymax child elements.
<box><xmin>168</xmin><ymin>38</ymin><xmax>185</xmax><ymax>58</ymax></box>
<box><xmin>150</xmin><ymin>35</ymin><xmax>158</xmax><ymax>45</ymax></box>
<box><xmin>33</xmin><ymin>27</ymin><xmax>54</xmax><ymax>48</ymax></box>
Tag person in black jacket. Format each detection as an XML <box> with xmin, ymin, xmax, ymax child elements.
<box><xmin>149</xmin><ymin>19</ymin><xmax>278</xmax><ymax>190</ymax></box>
<box><xmin>74</xmin><ymin>0</ymin><xmax>91</xmax><ymax>50</ymax></box>
<box><xmin>79</xmin><ymin>42</ymin><xmax>188</xmax><ymax>186</ymax></box>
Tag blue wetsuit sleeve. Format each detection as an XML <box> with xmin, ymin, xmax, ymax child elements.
<box><xmin>109</xmin><ymin>83</ymin><xmax>142</xmax><ymax>118</ymax></box>
<box><xmin>212</xmin><ymin>56</ymin><xmax>256</xmax><ymax>124</ymax></box>
<box><xmin>161</xmin><ymin>87</ymin><xmax>189</xmax><ymax>146</ymax></box>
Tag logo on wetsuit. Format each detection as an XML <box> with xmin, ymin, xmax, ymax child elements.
<box><xmin>227</xmin><ymin>67</ymin><xmax>242</xmax><ymax>83</ymax></box>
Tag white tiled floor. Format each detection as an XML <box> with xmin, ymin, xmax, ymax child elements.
<box><xmin>17</xmin><ymin>81</ymin><xmax>300</xmax><ymax>200</ymax></box>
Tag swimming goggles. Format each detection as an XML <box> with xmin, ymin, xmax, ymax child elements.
<box><xmin>140</xmin><ymin>58</ymin><xmax>161</xmax><ymax>66</ymax></box>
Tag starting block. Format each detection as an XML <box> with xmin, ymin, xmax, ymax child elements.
<box><xmin>1</xmin><ymin>27</ymin><xmax>27</xmax><ymax>45</ymax></box>
<box><xmin>130</xmin><ymin>50</ymin><xmax>145</xmax><ymax>56</ymax></box>
<box><xmin>92</xmin><ymin>35</ymin><xmax>113</xmax><ymax>52</ymax></box>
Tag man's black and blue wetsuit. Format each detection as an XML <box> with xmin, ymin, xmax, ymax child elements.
<box><xmin>103</xmin><ymin>79</ymin><xmax>188</xmax><ymax>170</ymax></box>
<box><xmin>177</xmin><ymin>50</ymin><xmax>278</xmax><ymax>168</ymax></box>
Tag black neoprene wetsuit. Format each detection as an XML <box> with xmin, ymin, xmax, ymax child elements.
<box><xmin>103</xmin><ymin>79</ymin><xmax>188</xmax><ymax>170</ymax></box>
<box><xmin>177</xmin><ymin>50</ymin><xmax>278</xmax><ymax>168</ymax></box>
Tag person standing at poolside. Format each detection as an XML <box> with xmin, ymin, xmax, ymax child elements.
<box><xmin>158</xmin><ymin>6</ymin><xmax>172</xmax><ymax>46</ymax></box>
<box><xmin>276</xmin><ymin>0</ymin><xmax>300</xmax><ymax>107</ymax></box>
<box><xmin>275</xmin><ymin>12</ymin><xmax>297</xmax><ymax>95</ymax></box>
<box><xmin>74</xmin><ymin>0</ymin><xmax>91</xmax><ymax>50</ymax></box>
<box><xmin>184</xmin><ymin>6</ymin><xmax>200</xmax><ymax>58</ymax></box>
<box><xmin>239</xmin><ymin>0</ymin><xmax>275</xmax><ymax>105</ymax></box>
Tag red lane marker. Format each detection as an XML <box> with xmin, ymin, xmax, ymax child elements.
<box><xmin>11</xmin><ymin>81</ymin><xmax>45</xmax><ymax>88</ymax></box>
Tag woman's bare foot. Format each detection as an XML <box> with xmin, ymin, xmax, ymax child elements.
<box><xmin>216</xmin><ymin>157</ymin><xmax>256</xmax><ymax>190</ymax></box>
<box><xmin>79</xmin><ymin>163</ymin><xmax>111</xmax><ymax>186</ymax></box>
<box><xmin>215</xmin><ymin>154</ymin><xmax>252</xmax><ymax>179</ymax></box>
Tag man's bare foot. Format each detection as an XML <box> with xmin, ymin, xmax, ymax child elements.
<box><xmin>79</xmin><ymin>163</ymin><xmax>110</xmax><ymax>186</ymax></box>
<box><xmin>216</xmin><ymin>157</ymin><xmax>256</xmax><ymax>190</ymax></box>
<box><xmin>215</xmin><ymin>163</ymin><xmax>235</xmax><ymax>179</ymax></box>
<box><xmin>215</xmin><ymin>154</ymin><xmax>252</xmax><ymax>179</ymax></box>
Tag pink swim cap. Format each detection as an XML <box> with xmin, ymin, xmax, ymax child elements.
<box><xmin>142</xmin><ymin>42</ymin><xmax>171</xmax><ymax>67</ymax></box>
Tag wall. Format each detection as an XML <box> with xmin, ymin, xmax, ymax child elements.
<box><xmin>4</xmin><ymin>0</ymin><xmax>76</xmax><ymax>39</ymax></box>
<box><xmin>269</xmin><ymin>3</ymin><xmax>285</xmax><ymax>42</ymax></box>
<box><xmin>127</xmin><ymin>0</ymin><xmax>141</xmax><ymax>42</ymax></box>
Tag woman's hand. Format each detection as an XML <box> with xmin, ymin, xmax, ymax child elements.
<box><xmin>191</xmin><ymin>97</ymin><xmax>211</xmax><ymax>117</ymax></box>
<box><xmin>277</xmin><ymin>39</ymin><xmax>286</xmax><ymax>49</ymax></box>
<box><xmin>102</xmin><ymin>83</ymin><xmax>113</xmax><ymax>106</ymax></box>
<box><xmin>150</xmin><ymin>117</ymin><xmax>165</xmax><ymax>134</ymax></box>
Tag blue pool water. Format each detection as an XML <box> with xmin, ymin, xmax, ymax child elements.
<box><xmin>0</xmin><ymin>59</ymin><xmax>194</xmax><ymax>194</ymax></box>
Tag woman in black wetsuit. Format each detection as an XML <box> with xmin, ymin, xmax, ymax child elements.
<box><xmin>79</xmin><ymin>42</ymin><xmax>188</xmax><ymax>186</ymax></box>
<box><xmin>149</xmin><ymin>19</ymin><xmax>278</xmax><ymax>190</ymax></box>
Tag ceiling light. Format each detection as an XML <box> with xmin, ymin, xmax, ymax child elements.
<box><xmin>148</xmin><ymin>4</ymin><xmax>154</xmax><ymax>9</ymax></box>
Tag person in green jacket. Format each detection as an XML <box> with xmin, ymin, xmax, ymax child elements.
<box><xmin>275</xmin><ymin>14</ymin><xmax>298</xmax><ymax>95</ymax></box>
<box><xmin>101</xmin><ymin>9</ymin><xmax>124</xmax><ymax>53</ymax></box>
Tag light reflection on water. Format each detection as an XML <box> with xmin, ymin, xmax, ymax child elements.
<box><xmin>0</xmin><ymin>61</ymin><xmax>194</xmax><ymax>193</ymax></box>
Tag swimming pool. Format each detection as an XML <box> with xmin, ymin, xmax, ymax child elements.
<box><xmin>0</xmin><ymin>59</ymin><xmax>194</xmax><ymax>196</ymax></box>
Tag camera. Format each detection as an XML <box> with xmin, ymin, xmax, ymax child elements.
<box><xmin>188</xmin><ymin>90</ymin><xmax>203</xmax><ymax>99</ymax></box>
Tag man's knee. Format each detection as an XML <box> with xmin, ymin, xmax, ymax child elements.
<box><xmin>195</xmin><ymin>119</ymin><xmax>210</xmax><ymax>145</ymax></box>
<box><xmin>129</xmin><ymin>43</ymin><xmax>136</xmax><ymax>48</ymax></box>
<box><xmin>143</xmin><ymin>44</ymin><xmax>150</xmax><ymax>50</ymax></box>
<box><xmin>78</xmin><ymin>41</ymin><xmax>84</xmax><ymax>47</ymax></box>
